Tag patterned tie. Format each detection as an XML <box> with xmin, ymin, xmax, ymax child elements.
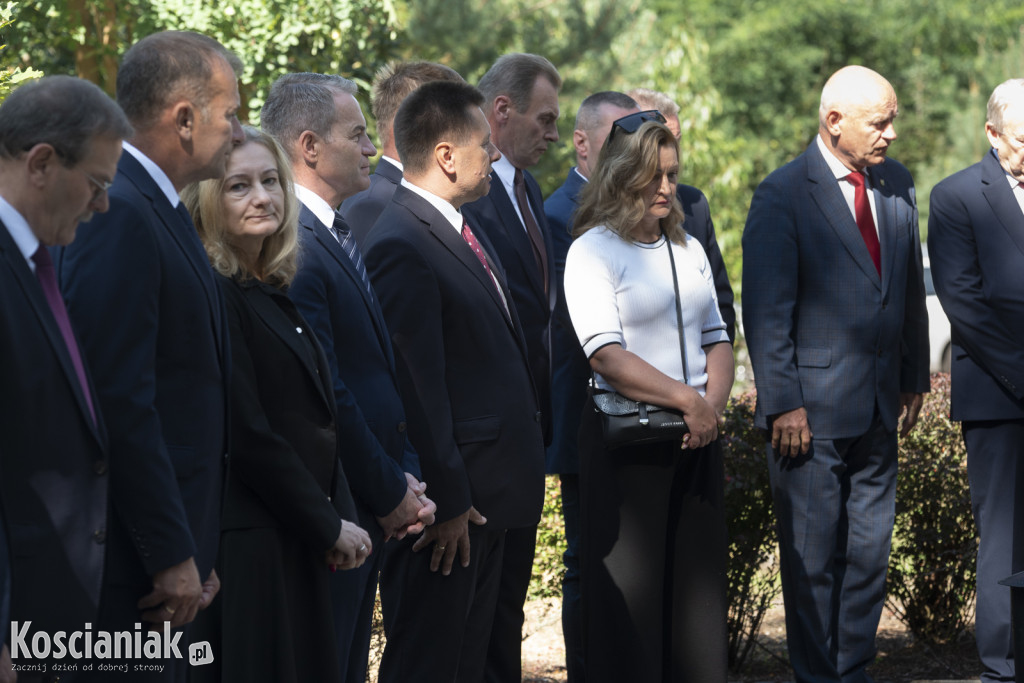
<box><xmin>513</xmin><ymin>167</ymin><xmax>549</xmax><ymax>295</ymax></box>
<box><xmin>332</xmin><ymin>211</ymin><xmax>374</xmax><ymax>298</ymax></box>
<box><xmin>462</xmin><ymin>218</ymin><xmax>509</xmax><ymax>315</ymax></box>
<box><xmin>846</xmin><ymin>171</ymin><xmax>881</xmax><ymax>275</ymax></box>
<box><xmin>31</xmin><ymin>245</ymin><xmax>97</xmax><ymax>427</ymax></box>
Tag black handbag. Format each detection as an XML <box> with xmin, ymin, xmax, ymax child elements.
<box><xmin>591</xmin><ymin>236</ymin><xmax>690</xmax><ymax>449</ymax></box>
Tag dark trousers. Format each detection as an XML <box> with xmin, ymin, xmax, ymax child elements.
<box><xmin>330</xmin><ymin>505</ymin><xmax>386</xmax><ymax>683</ymax></box>
<box><xmin>378</xmin><ymin>526</ymin><xmax>505</xmax><ymax>683</ymax></box>
<box><xmin>560</xmin><ymin>473</ymin><xmax>584</xmax><ymax>683</ymax></box>
<box><xmin>768</xmin><ymin>414</ymin><xmax>896</xmax><ymax>683</ymax></box>
<box><xmin>484</xmin><ymin>524</ymin><xmax>537</xmax><ymax>683</ymax></box>
<box><xmin>578</xmin><ymin>402</ymin><xmax>728</xmax><ymax>683</ymax></box>
<box><xmin>964</xmin><ymin>419</ymin><xmax>1024</xmax><ymax>682</ymax></box>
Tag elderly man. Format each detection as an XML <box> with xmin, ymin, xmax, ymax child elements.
<box><xmin>742</xmin><ymin>65</ymin><xmax>929</xmax><ymax>683</ymax></box>
<box><xmin>340</xmin><ymin>60</ymin><xmax>463</xmax><ymax>241</ymax></box>
<box><xmin>628</xmin><ymin>87</ymin><xmax>681</xmax><ymax>139</ymax></box>
<box><xmin>364</xmin><ymin>79</ymin><xmax>546</xmax><ymax>683</ymax></box>
<box><xmin>460</xmin><ymin>53</ymin><xmax>559</xmax><ymax>683</ymax></box>
<box><xmin>0</xmin><ymin>76</ymin><xmax>130</xmax><ymax>678</ymax></box>
<box><xmin>928</xmin><ymin>78</ymin><xmax>1024</xmax><ymax>683</ymax></box>
<box><xmin>261</xmin><ymin>72</ymin><xmax>435</xmax><ymax>683</ymax></box>
<box><xmin>55</xmin><ymin>31</ymin><xmax>242</xmax><ymax>681</ymax></box>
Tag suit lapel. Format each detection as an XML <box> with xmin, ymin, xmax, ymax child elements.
<box><xmin>486</xmin><ymin>181</ymin><xmax>548</xmax><ymax>304</ymax></box>
<box><xmin>375</xmin><ymin>158</ymin><xmax>404</xmax><ymax>185</ymax></box>
<box><xmin>806</xmin><ymin>144</ymin><xmax>882</xmax><ymax>289</ymax></box>
<box><xmin>866</xmin><ymin>165</ymin><xmax>898</xmax><ymax>294</ymax></box>
<box><xmin>981</xmin><ymin>150</ymin><xmax>1024</xmax><ymax>257</ymax></box>
<box><xmin>299</xmin><ymin>205</ymin><xmax>393</xmax><ymax>354</ymax></box>
<box><xmin>0</xmin><ymin>225</ymin><xmax>105</xmax><ymax>447</ymax></box>
<box><xmin>242</xmin><ymin>280</ymin><xmax>333</xmax><ymax>410</ymax></box>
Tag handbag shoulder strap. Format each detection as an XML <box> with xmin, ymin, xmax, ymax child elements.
<box><xmin>666</xmin><ymin>236</ymin><xmax>689</xmax><ymax>384</ymax></box>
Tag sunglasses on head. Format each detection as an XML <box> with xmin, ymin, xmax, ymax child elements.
<box><xmin>608</xmin><ymin>109</ymin><xmax>667</xmax><ymax>141</ymax></box>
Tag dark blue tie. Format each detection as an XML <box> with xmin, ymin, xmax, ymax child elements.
<box><xmin>332</xmin><ymin>211</ymin><xmax>374</xmax><ymax>298</ymax></box>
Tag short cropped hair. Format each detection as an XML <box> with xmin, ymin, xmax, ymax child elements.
<box><xmin>574</xmin><ymin>120</ymin><xmax>685</xmax><ymax>245</ymax></box>
<box><xmin>987</xmin><ymin>78</ymin><xmax>1024</xmax><ymax>133</ymax></box>
<box><xmin>478</xmin><ymin>53</ymin><xmax>561</xmax><ymax>113</ymax></box>
<box><xmin>575</xmin><ymin>91</ymin><xmax>638</xmax><ymax>131</ymax></box>
<box><xmin>627</xmin><ymin>88</ymin><xmax>679</xmax><ymax>118</ymax></box>
<box><xmin>117</xmin><ymin>31</ymin><xmax>241</xmax><ymax>131</ymax></box>
<box><xmin>261</xmin><ymin>73</ymin><xmax>358</xmax><ymax>155</ymax></box>
<box><xmin>0</xmin><ymin>75</ymin><xmax>133</xmax><ymax>165</ymax></box>
<box><xmin>183</xmin><ymin>126</ymin><xmax>300</xmax><ymax>287</ymax></box>
<box><xmin>393</xmin><ymin>80</ymin><xmax>485</xmax><ymax>174</ymax></box>
<box><xmin>371</xmin><ymin>61</ymin><xmax>464</xmax><ymax>149</ymax></box>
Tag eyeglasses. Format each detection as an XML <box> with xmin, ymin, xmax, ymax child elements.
<box><xmin>608</xmin><ymin>109</ymin><xmax>667</xmax><ymax>141</ymax></box>
<box><xmin>80</xmin><ymin>169</ymin><xmax>114</xmax><ymax>203</ymax></box>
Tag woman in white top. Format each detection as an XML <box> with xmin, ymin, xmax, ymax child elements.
<box><xmin>564</xmin><ymin>113</ymin><xmax>733</xmax><ymax>682</ymax></box>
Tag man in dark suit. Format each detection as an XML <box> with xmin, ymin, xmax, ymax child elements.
<box><xmin>55</xmin><ymin>32</ymin><xmax>243</xmax><ymax>681</ymax></box>
<box><xmin>261</xmin><ymin>72</ymin><xmax>435</xmax><ymax>683</ymax></box>
<box><xmin>364</xmin><ymin>80</ymin><xmax>546</xmax><ymax>683</ymax></box>
<box><xmin>340</xmin><ymin>60</ymin><xmax>463</xmax><ymax>241</ymax></box>
<box><xmin>460</xmin><ymin>53</ymin><xmax>559</xmax><ymax>683</ymax></box>
<box><xmin>928</xmin><ymin>78</ymin><xmax>1024</xmax><ymax>683</ymax></box>
<box><xmin>0</xmin><ymin>76</ymin><xmax>130</xmax><ymax>677</ymax></box>
<box><xmin>743</xmin><ymin>65</ymin><xmax>929</xmax><ymax>683</ymax></box>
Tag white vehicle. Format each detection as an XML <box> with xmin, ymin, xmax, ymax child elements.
<box><xmin>922</xmin><ymin>247</ymin><xmax>952</xmax><ymax>373</ymax></box>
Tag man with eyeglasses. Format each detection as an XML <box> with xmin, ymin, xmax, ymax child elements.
<box><xmin>928</xmin><ymin>78</ymin><xmax>1024</xmax><ymax>683</ymax></box>
<box><xmin>54</xmin><ymin>31</ymin><xmax>244</xmax><ymax>682</ymax></box>
<box><xmin>742</xmin><ymin>65</ymin><xmax>928</xmax><ymax>683</ymax></box>
<box><xmin>0</xmin><ymin>75</ymin><xmax>131</xmax><ymax>678</ymax></box>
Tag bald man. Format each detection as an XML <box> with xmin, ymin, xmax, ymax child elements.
<box><xmin>742</xmin><ymin>66</ymin><xmax>928</xmax><ymax>683</ymax></box>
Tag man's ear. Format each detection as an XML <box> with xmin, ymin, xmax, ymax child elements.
<box><xmin>297</xmin><ymin>130</ymin><xmax>320</xmax><ymax>165</ymax></box>
<box><xmin>173</xmin><ymin>101</ymin><xmax>196</xmax><ymax>141</ymax></box>
<box><xmin>825</xmin><ymin>109</ymin><xmax>844</xmax><ymax>137</ymax></box>
<box><xmin>434</xmin><ymin>141</ymin><xmax>455</xmax><ymax>175</ymax></box>
<box><xmin>24</xmin><ymin>143</ymin><xmax>58</xmax><ymax>188</ymax></box>
<box><xmin>493</xmin><ymin>95</ymin><xmax>512</xmax><ymax>124</ymax></box>
<box><xmin>573</xmin><ymin>129</ymin><xmax>589</xmax><ymax>160</ymax></box>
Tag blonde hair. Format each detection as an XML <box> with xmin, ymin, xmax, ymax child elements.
<box><xmin>573</xmin><ymin>120</ymin><xmax>685</xmax><ymax>244</ymax></box>
<box><xmin>183</xmin><ymin>126</ymin><xmax>300</xmax><ymax>287</ymax></box>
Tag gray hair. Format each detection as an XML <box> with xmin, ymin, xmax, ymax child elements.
<box><xmin>477</xmin><ymin>53</ymin><xmax>561</xmax><ymax>113</ymax></box>
<box><xmin>627</xmin><ymin>88</ymin><xmax>679</xmax><ymax>118</ymax></box>
<box><xmin>0</xmin><ymin>75</ymin><xmax>133</xmax><ymax>165</ymax></box>
<box><xmin>117</xmin><ymin>31</ymin><xmax>241</xmax><ymax>131</ymax></box>
<box><xmin>261</xmin><ymin>73</ymin><xmax>358</xmax><ymax>155</ymax></box>
<box><xmin>987</xmin><ymin>78</ymin><xmax>1024</xmax><ymax>133</ymax></box>
<box><xmin>575</xmin><ymin>91</ymin><xmax>638</xmax><ymax>131</ymax></box>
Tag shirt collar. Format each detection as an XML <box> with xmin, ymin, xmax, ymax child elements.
<box><xmin>122</xmin><ymin>141</ymin><xmax>181</xmax><ymax>209</ymax></box>
<box><xmin>381</xmin><ymin>155</ymin><xmax>403</xmax><ymax>172</ymax></box>
<box><xmin>816</xmin><ymin>134</ymin><xmax>867</xmax><ymax>183</ymax></box>
<box><xmin>400</xmin><ymin>178</ymin><xmax>464</xmax><ymax>234</ymax></box>
<box><xmin>295</xmin><ymin>184</ymin><xmax>337</xmax><ymax>230</ymax></box>
<box><xmin>491</xmin><ymin>153</ymin><xmax>517</xmax><ymax>197</ymax></box>
<box><xmin>0</xmin><ymin>194</ymin><xmax>38</xmax><ymax>267</ymax></box>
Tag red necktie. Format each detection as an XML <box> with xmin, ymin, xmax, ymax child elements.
<box><xmin>32</xmin><ymin>245</ymin><xmax>97</xmax><ymax>426</ymax></box>
<box><xmin>846</xmin><ymin>171</ymin><xmax>881</xmax><ymax>275</ymax></box>
<box><xmin>461</xmin><ymin>219</ymin><xmax>509</xmax><ymax>315</ymax></box>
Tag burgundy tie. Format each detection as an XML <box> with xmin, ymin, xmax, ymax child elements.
<box><xmin>846</xmin><ymin>171</ymin><xmax>881</xmax><ymax>275</ymax></box>
<box><xmin>461</xmin><ymin>219</ymin><xmax>509</xmax><ymax>314</ymax></box>
<box><xmin>513</xmin><ymin>168</ymin><xmax>549</xmax><ymax>295</ymax></box>
<box><xmin>31</xmin><ymin>245</ymin><xmax>97</xmax><ymax>426</ymax></box>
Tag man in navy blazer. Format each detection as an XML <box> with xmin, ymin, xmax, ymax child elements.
<box><xmin>55</xmin><ymin>32</ymin><xmax>242</xmax><ymax>681</ymax></box>
<box><xmin>261</xmin><ymin>72</ymin><xmax>435</xmax><ymax>683</ymax></box>
<box><xmin>460</xmin><ymin>53</ymin><xmax>560</xmax><ymax>683</ymax></box>
<box><xmin>341</xmin><ymin>60</ymin><xmax>463</xmax><ymax>242</ymax></box>
<box><xmin>364</xmin><ymin>80</ymin><xmax>546</xmax><ymax>683</ymax></box>
<box><xmin>743</xmin><ymin>66</ymin><xmax>928</xmax><ymax>683</ymax></box>
<box><xmin>0</xmin><ymin>77</ymin><xmax>130</xmax><ymax>676</ymax></box>
<box><xmin>928</xmin><ymin>78</ymin><xmax>1024</xmax><ymax>682</ymax></box>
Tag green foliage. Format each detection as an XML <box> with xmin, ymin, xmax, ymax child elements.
<box><xmin>529</xmin><ymin>475</ymin><xmax>568</xmax><ymax>599</ymax></box>
<box><xmin>0</xmin><ymin>2</ymin><xmax>42</xmax><ymax>101</ymax></box>
<box><xmin>719</xmin><ymin>390</ymin><xmax>781</xmax><ymax>673</ymax></box>
<box><xmin>887</xmin><ymin>373</ymin><xmax>977</xmax><ymax>644</ymax></box>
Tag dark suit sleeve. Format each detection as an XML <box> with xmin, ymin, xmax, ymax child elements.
<box><xmin>900</xmin><ymin>184</ymin><xmax>930</xmax><ymax>394</ymax></box>
<box><xmin>365</xmin><ymin>234</ymin><xmax>473</xmax><ymax>524</ymax></box>
<box><xmin>928</xmin><ymin>180</ymin><xmax>1024</xmax><ymax>398</ymax></box>
<box><xmin>222</xmin><ymin>284</ymin><xmax>342</xmax><ymax>551</ymax></box>
<box><xmin>57</xmin><ymin>198</ymin><xmax>195</xmax><ymax>576</ymax></box>
<box><xmin>678</xmin><ymin>185</ymin><xmax>736</xmax><ymax>343</ymax></box>
<box><xmin>741</xmin><ymin>176</ymin><xmax>806</xmax><ymax>419</ymax></box>
<box><xmin>289</xmin><ymin>257</ymin><xmax>408</xmax><ymax>518</ymax></box>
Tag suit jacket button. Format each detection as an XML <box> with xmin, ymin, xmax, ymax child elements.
<box><xmin>877</xmin><ymin>349</ymin><xmax>883</xmax><ymax>358</ymax></box>
<box><xmin>94</xmin><ymin>460</ymin><xmax>108</xmax><ymax>475</ymax></box>
<box><xmin>93</xmin><ymin>529</ymin><xmax>106</xmax><ymax>544</ymax></box>
<box><xmin>535</xmin><ymin>411</ymin><xmax>542</xmax><ymax>422</ymax></box>
<box><xmin>397</xmin><ymin>421</ymin><xmax>407</xmax><ymax>433</ymax></box>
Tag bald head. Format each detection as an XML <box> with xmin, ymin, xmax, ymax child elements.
<box><xmin>818</xmin><ymin>66</ymin><xmax>898</xmax><ymax>171</ymax></box>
